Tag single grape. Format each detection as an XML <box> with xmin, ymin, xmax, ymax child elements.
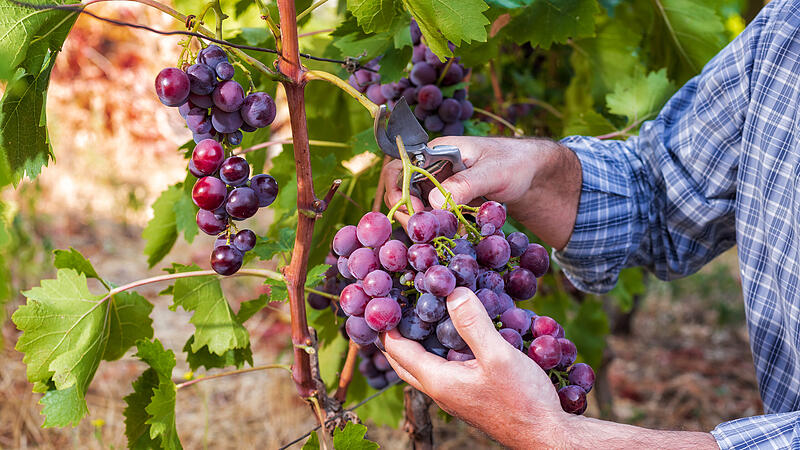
<box><xmin>410</xmin><ymin>19</ymin><xmax>422</xmax><ymax>45</ymax></box>
<box><xmin>307</xmin><ymin>290</ymin><xmax>331</xmax><ymax>310</ymax></box>
<box><xmin>451</xmin><ymin>239</ymin><xmax>476</xmax><ymax>258</ymax></box>
<box><xmin>414</xmin><ymin>106</ymin><xmax>432</xmax><ymax>121</ymax></box>
<box><xmin>414</xmin><ymin>271</ymin><xmax>427</xmax><ymax>293</ymax></box>
<box><xmin>210</xmin><ymin>245</ymin><xmax>243</xmax><ymax>275</ymax></box>
<box><xmin>186</xmin><ymin>63</ymin><xmax>217</xmax><ymax>95</ymax></box>
<box><xmin>459</xmin><ymin>99</ymin><xmax>474</xmax><ymax>120</ymax></box>
<box><xmin>476</xmin><ymin>235</ymin><xmax>511</xmax><ymax>269</ymax></box>
<box><xmin>220</xmin><ymin>156</ymin><xmax>250</xmax><ymax>186</ymax></box>
<box><xmin>359</xmin><ymin>358</ymin><xmax>381</xmax><ymax>378</ymax></box>
<box><xmin>196</xmin><ymin>209</ymin><xmax>228</xmax><ymax>235</ymax></box>
<box><xmin>402</xmin><ymin>86</ymin><xmax>417</xmax><ymax>104</ymax></box>
<box><xmin>186</xmin><ymin>111</ymin><xmax>212</xmax><ymax>134</ymax></box>
<box><xmin>453</xmin><ymin>89</ymin><xmax>467</xmax><ymax>101</ymax></box>
<box><xmin>193</xmin><ymin>131</ymin><xmax>216</xmax><ymax>144</ymax></box>
<box><xmin>497</xmin><ymin>292</ymin><xmax>514</xmax><ymax>314</ymax></box>
<box><xmin>381</xmin><ymin>82</ymin><xmax>403</xmax><ymax>101</ymax></box>
<box><xmin>233</xmin><ymin>229</ymin><xmax>256</xmax><ymax>252</ymax></box>
<box><xmin>568</xmin><ymin>363</ymin><xmax>596</xmax><ymax>393</ymax></box>
<box><xmin>554</xmin><ymin>323</ymin><xmax>565</xmax><ymax>339</ymax></box>
<box><xmin>520</xmin><ymin>243</ymin><xmax>550</xmax><ymax>277</ymax></box>
<box><xmin>240</xmin><ymin>123</ymin><xmax>257</xmax><ymax>132</ymax></box>
<box><xmin>412</xmin><ymin>44</ymin><xmax>427</xmax><ymax>63</ymax></box>
<box><xmin>211</xmin><ymin>107</ymin><xmax>244</xmax><ymax>133</ymax></box>
<box><xmin>424</xmin><ymin>114</ymin><xmax>444</xmax><ymax>132</ymax></box>
<box><xmin>407</xmin><ymin>211</ymin><xmax>439</xmax><ymax>243</ymax></box>
<box><xmin>398</xmin><ymin>309</ymin><xmax>434</xmax><ymax>341</ymax></box>
<box><xmin>346</xmin><ymin>315</ymin><xmax>378</xmax><ymax>346</ymax></box>
<box><xmin>438</xmin><ymin>98</ymin><xmax>462</xmax><ymax>123</ymax></box>
<box><xmin>199</xmin><ymin>45</ymin><xmax>228</xmax><ymax>68</ymax></box>
<box><xmin>417</xmin><ymin>84</ymin><xmax>443</xmax><ymax>110</ymax></box>
<box><xmin>347</xmin><ymin>247</ymin><xmax>380</xmax><ymax>279</ymax></box>
<box><xmin>505</xmin><ymin>268</ymin><xmax>538</xmax><ymax>300</ymax></box>
<box><xmin>363</xmin><ymin>270</ymin><xmax>392</xmax><ymax>297</ymax></box>
<box><xmin>366</xmin><ymin>84</ymin><xmax>387</xmax><ymax>104</ymax></box>
<box><xmin>226</xmin><ymin>130</ymin><xmax>243</xmax><ymax>146</ymax></box>
<box><xmin>477</xmin><ymin>201</ymin><xmax>507</xmax><ymax>230</ymax></box>
<box><xmin>366</xmin><ymin>374</ymin><xmax>388</xmax><ymax>390</ymax></box>
<box><xmin>430</xmin><ymin>209</ymin><xmax>457</xmax><ymax>239</ymax></box>
<box><xmin>340</xmin><ymin>283</ymin><xmax>371</xmax><ymax>316</ymax></box>
<box><xmin>188</xmin><ymin>160</ymin><xmax>204</xmax><ymax>178</ymax></box>
<box><xmin>499</xmin><ymin>308</ymin><xmax>532</xmax><ymax>335</ymax></box>
<box><xmin>225</xmin><ymin>187</ymin><xmax>258</xmax><ymax>220</ymax></box>
<box><xmin>436</xmin><ymin>317</ymin><xmax>467</xmax><ymax>350</ymax></box>
<box><xmin>410</xmin><ymin>62</ymin><xmax>437</xmax><ymax>86</ymax></box>
<box><xmin>558</xmin><ymin>385</ymin><xmax>587</xmax><ymax>415</ymax></box>
<box><xmin>448</xmin><ymin>254</ymin><xmax>479</xmax><ymax>286</ymax></box>
<box><xmin>532</xmin><ymin>316</ymin><xmax>560</xmax><ymax>338</ymax></box>
<box><xmin>422</xmin><ymin>334</ymin><xmax>448</xmax><ymax>358</ymax></box>
<box><xmin>249</xmin><ymin>174</ymin><xmax>279</xmax><ymax>207</ymax></box>
<box><xmin>415</xmin><ymin>293</ymin><xmax>446</xmax><ymax>322</ymax></box>
<box><xmin>423</xmin><ymin>48</ymin><xmax>445</xmax><ymax>69</ymax></box>
<box><xmin>189</xmin><ymin>93</ymin><xmax>214</xmax><ymax>108</ymax></box>
<box><xmin>192</xmin><ymin>176</ymin><xmax>227</xmax><ymax>211</ymax></box>
<box><xmin>212</xmin><ymin>80</ymin><xmax>245</xmax><ymax>112</ymax></box>
<box><xmin>215</xmin><ymin>62</ymin><xmax>235</xmax><ymax>80</ymax></box>
<box><xmin>407</xmin><ymin>243</ymin><xmax>438</xmax><ymax>272</ymax></box>
<box><xmin>379</xmin><ymin>239</ymin><xmax>408</xmax><ymax>272</ymax></box>
<box><xmin>441</xmin><ymin>63</ymin><xmax>464</xmax><ymax>86</ymax></box>
<box><xmin>337</xmin><ymin>256</ymin><xmax>354</xmax><ymax>279</ymax></box>
<box><xmin>557</xmin><ymin>338</ymin><xmax>578</xmax><ymax>370</ymax></box>
<box><xmin>424</xmin><ymin>265</ymin><xmax>456</xmax><ymax>297</ymax></box>
<box><xmin>480</xmin><ymin>223</ymin><xmax>496</xmax><ymax>236</ymax></box>
<box><xmin>192</xmin><ymin>139</ymin><xmax>225</xmax><ymax>176</ymax></box>
<box><xmin>155</xmin><ymin>68</ymin><xmax>190</xmax><ymax>106</ymax></box>
<box><xmin>385</xmin><ymin>370</ymin><xmax>401</xmax><ymax>384</ymax></box>
<box><xmin>357</xmin><ymin>212</ymin><xmax>392</xmax><ymax>247</ymax></box>
<box><xmin>364</xmin><ymin>297</ymin><xmax>403</xmax><ymax>332</ymax></box>
<box><xmin>333</xmin><ymin>225</ymin><xmax>361</xmax><ymax>257</ymax></box>
<box><xmin>241</xmin><ymin>92</ymin><xmax>276</xmax><ymax>128</ymax></box>
<box><xmin>499</xmin><ymin>328</ymin><xmax>523</xmax><ymax>351</ymax></box>
<box><xmin>447</xmin><ymin>348</ymin><xmax>475</xmax><ymax>362</ymax></box>
<box><xmin>507</xmin><ymin>232</ymin><xmax>530</xmax><ymax>257</ymax></box>
<box><xmin>373</xmin><ymin>352</ymin><xmax>392</xmax><ymax>371</ymax></box>
<box><xmin>179</xmin><ymin>101</ymin><xmax>202</xmax><ymax>118</ymax></box>
<box><xmin>476</xmin><ymin>270</ymin><xmax>504</xmax><ymax>293</ymax></box>
<box><xmin>476</xmin><ymin>289</ymin><xmax>503</xmax><ymax>317</ymax></box>
<box><xmin>528</xmin><ymin>335</ymin><xmax>562</xmax><ymax>370</ymax></box>
<box><xmin>442</xmin><ymin>121</ymin><xmax>464</xmax><ymax>136</ymax></box>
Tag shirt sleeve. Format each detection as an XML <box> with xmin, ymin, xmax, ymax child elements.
<box><xmin>711</xmin><ymin>412</ymin><xmax>800</xmax><ymax>449</ymax></box>
<box><xmin>552</xmin><ymin>3</ymin><xmax>770</xmax><ymax>294</ymax></box>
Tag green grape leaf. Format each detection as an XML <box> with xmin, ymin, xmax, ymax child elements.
<box><xmin>464</xmin><ymin>119</ymin><xmax>491</xmax><ymax>137</ymax></box>
<box><xmin>53</xmin><ymin>247</ymin><xmax>101</xmax><ymax>281</ymax></box>
<box><xmin>142</xmin><ymin>185</ymin><xmax>182</xmax><ymax>268</ymax></box>
<box><xmin>305</xmin><ymin>264</ymin><xmax>332</xmax><ymax>288</ymax></box>
<box><xmin>169</xmin><ymin>264</ymin><xmax>249</xmax><ymax>355</ymax></box>
<box><xmin>39</xmin><ymin>385</ymin><xmax>87</xmax><ymax>428</ymax></box>
<box><xmin>348</xmin><ymin>128</ymin><xmax>381</xmax><ymax>155</ymax></box>
<box><xmin>565</xmin><ymin>297</ymin><xmax>609</xmax><ymax>368</ymax></box>
<box><xmin>131</xmin><ymin>339</ymin><xmax>182</xmax><ymax>450</ymax></box>
<box><xmin>348</xmin><ymin>0</ymin><xmax>402</xmax><ymax>33</ymax></box>
<box><xmin>302</xmin><ymin>431</ymin><xmax>321</xmax><ymax>450</ymax></box>
<box><xmin>561</xmin><ymin>109</ymin><xmax>616</xmax><ymax>137</ymax></box>
<box><xmin>351</xmin><ymin>383</ymin><xmax>405</xmax><ymax>427</ymax></box>
<box><xmin>237</xmin><ymin>294</ymin><xmax>269</xmax><ymax>323</ymax></box>
<box><xmin>607</xmin><ymin>267</ymin><xmax>646</xmax><ymax>312</ymax></box>
<box><xmin>606</xmin><ymin>69</ymin><xmax>676</xmax><ymax>124</ymax></box>
<box><xmin>253</xmin><ymin>227</ymin><xmax>296</xmax><ymax>261</ymax></box>
<box><xmin>183</xmin><ymin>336</ymin><xmax>253</xmax><ymax>371</ymax></box>
<box><xmin>506</xmin><ymin>0</ymin><xmax>599</xmax><ymax>49</ymax></box>
<box><xmin>333</xmin><ymin>422</ymin><xmax>379</xmax><ymax>450</ymax></box>
<box><xmin>332</xmin><ymin>15</ymin><xmax>396</xmax><ymax>61</ymax></box>
<box><xmin>378</xmin><ymin>45</ymin><xmax>413</xmax><ymax>83</ymax></box>
<box><xmin>401</xmin><ymin>0</ymin><xmax>490</xmax><ymax>58</ymax></box>
<box><xmin>174</xmin><ymin>193</ymin><xmax>198</xmax><ymax>244</ymax></box>
<box><xmin>264</xmin><ymin>280</ymin><xmax>288</xmax><ymax>303</ymax></box>
<box><xmin>13</xmin><ymin>269</ymin><xmax>154</xmax><ymax>427</ymax></box>
<box><xmin>0</xmin><ymin>0</ymin><xmax>81</xmax><ymax>186</ymax></box>
<box><xmin>124</xmin><ymin>368</ymin><xmax>162</xmax><ymax>449</ymax></box>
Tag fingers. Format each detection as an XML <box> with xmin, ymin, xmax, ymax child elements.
<box><xmin>381</xmin><ymin>328</ymin><xmax>449</xmax><ymax>388</ymax></box>
<box><xmin>382</xmin><ymin>352</ymin><xmax>425</xmax><ymax>391</ymax></box>
<box><xmin>428</xmin><ymin>166</ymin><xmax>495</xmax><ymax>209</ymax></box>
<box><xmin>445</xmin><ymin>287</ymin><xmax>508</xmax><ymax>363</ymax></box>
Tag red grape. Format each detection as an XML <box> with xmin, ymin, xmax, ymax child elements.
<box><xmin>186</xmin><ymin>63</ymin><xmax>216</xmax><ymax>95</ymax></box>
<box><xmin>357</xmin><ymin>212</ymin><xmax>392</xmax><ymax>247</ymax></box>
<box><xmin>379</xmin><ymin>239</ymin><xmax>408</xmax><ymax>272</ymax></box>
<box><xmin>249</xmin><ymin>174</ymin><xmax>278</xmax><ymax>207</ymax></box>
<box><xmin>346</xmin><ymin>315</ymin><xmax>378</xmax><ymax>346</ymax></box>
<box><xmin>558</xmin><ymin>385</ymin><xmax>587</xmax><ymax>415</ymax></box>
<box><xmin>192</xmin><ymin>176</ymin><xmax>227</xmax><ymax>211</ymax></box>
<box><xmin>424</xmin><ymin>265</ymin><xmax>456</xmax><ymax>297</ymax></box>
<box><xmin>155</xmin><ymin>68</ymin><xmax>190</xmax><ymax>106</ymax></box>
<box><xmin>363</xmin><ymin>270</ymin><xmax>392</xmax><ymax>297</ymax></box>
<box><xmin>505</xmin><ymin>268</ymin><xmax>537</xmax><ymax>300</ymax></box>
<box><xmin>476</xmin><ymin>201</ymin><xmax>506</xmax><ymax>230</ymax></box>
<box><xmin>196</xmin><ymin>209</ymin><xmax>227</xmax><ymax>235</ymax></box>
<box><xmin>225</xmin><ymin>187</ymin><xmax>259</xmax><ymax>219</ymax></box>
<box><xmin>210</xmin><ymin>245</ymin><xmax>243</xmax><ymax>275</ymax></box>
<box><xmin>568</xmin><ymin>363</ymin><xmax>595</xmax><ymax>393</ymax></box>
<box><xmin>192</xmin><ymin>139</ymin><xmax>225</xmax><ymax>176</ymax></box>
<box><xmin>407</xmin><ymin>243</ymin><xmax>438</xmax><ymax>271</ymax></box>
<box><xmin>476</xmin><ymin>235</ymin><xmax>511</xmax><ymax>269</ymax></box>
<box><xmin>430</xmin><ymin>209</ymin><xmax>457</xmax><ymax>238</ymax></box>
<box><xmin>220</xmin><ymin>156</ymin><xmax>250</xmax><ymax>186</ymax></box>
<box><xmin>333</xmin><ymin>225</ymin><xmax>360</xmax><ymax>257</ymax></box>
<box><xmin>407</xmin><ymin>211</ymin><xmax>439</xmax><ymax>243</ymax></box>
<box><xmin>520</xmin><ymin>243</ymin><xmax>550</xmax><ymax>277</ymax></box>
<box><xmin>241</xmin><ymin>92</ymin><xmax>276</xmax><ymax>128</ymax></box>
<box><xmin>532</xmin><ymin>316</ymin><xmax>560</xmax><ymax>338</ymax></box>
<box><xmin>528</xmin><ymin>335</ymin><xmax>562</xmax><ymax>370</ymax></box>
<box><xmin>347</xmin><ymin>247</ymin><xmax>380</xmax><ymax>279</ymax></box>
<box><xmin>364</xmin><ymin>297</ymin><xmax>402</xmax><ymax>332</ymax></box>
<box><xmin>340</xmin><ymin>284</ymin><xmax>371</xmax><ymax>316</ymax></box>
<box><xmin>212</xmin><ymin>80</ymin><xmax>245</xmax><ymax>112</ymax></box>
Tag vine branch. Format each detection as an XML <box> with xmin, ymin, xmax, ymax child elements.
<box><xmin>176</xmin><ymin>364</ymin><xmax>291</xmax><ymax>390</ymax></box>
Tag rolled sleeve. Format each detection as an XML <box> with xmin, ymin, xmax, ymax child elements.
<box><xmin>711</xmin><ymin>412</ymin><xmax>800</xmax><ymax>449</ymax></box>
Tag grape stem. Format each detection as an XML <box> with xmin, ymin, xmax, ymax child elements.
<box><xmin>296</xmin><ymin>0</ymin><xmax>329</xmax><ymax>21</ymax></box>
<box><xmin>436</xmin><ymin>57</ymin><xmax>455</xmax><ymax>86</ymax></box>
<box><xmin>407</xmin><ymin>165</ymin><xmax>481</xmax><ymax>240</ymax></box>
<box><xmin>472</xmin><ymin>107</ymin><xmax>524</xmax><ymax>137</ymax></box>
<box><xmin>175</xmin><ymin>364</ymin><xmax>292</xmax><ymax>390</ymax></box>
<box><xmin>387</xmin><ymin>135</ymin><xmax>415</xmax><ymax>221</ymax></box>
<box><xmin>177</xmin><ymin>2</ymin><xmax>213</xmax><ymax>65</ymax></box>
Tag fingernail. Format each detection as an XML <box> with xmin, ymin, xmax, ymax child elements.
<box><xmin>429</xmin><ymin>189</ymin><xmax>445</xmax><ymax>208</ymax></box>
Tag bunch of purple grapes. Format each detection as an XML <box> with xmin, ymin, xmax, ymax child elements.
<box><xmin>154</xmin><ymin>45</ymin><xmax>277</xmax><ymax>145</ymax></box>
<box><xmin>332</xmin><ymin>201</ymin><xmax>595</xmax><ymax>414</ymax></box>
<box><xmin>358</xmin><ymin>343</ymin><xmax>400</xmax><ymax>390</ymax></box>
<box><xmin>189</xmin><ymin>138</ymin><xmax>278</xmax><ymax>275</ymax></box>
<box><xmin>347</xmin><ymin>20</ymin><xmax>474</xmax><ymax>136</ymax></box>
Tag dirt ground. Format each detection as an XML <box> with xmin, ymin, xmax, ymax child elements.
<box><xmin>0</xmin><ymin>5</ymin><xmax>763</xmax><ymax>449</ymax></box>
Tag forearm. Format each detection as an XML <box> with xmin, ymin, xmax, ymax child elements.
<box><xmin>565</xmin><ymin>415</ymin><xmax>717</xmax><ymax>450</ymax></box>
<box><xmin>506</xmin><ymin>138</ymin><xmax>582</xmax><ymax>250</ymax></box>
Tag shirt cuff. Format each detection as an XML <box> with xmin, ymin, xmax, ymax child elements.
<box><xmin>552</xmin><ymin>136</ymin><xmax>642</xmax><ymax>294</ymax></box>
<box><xmin>711</xmin><ymin>412</ymin><xmax>800</xmax><ymax>449</ymax></box>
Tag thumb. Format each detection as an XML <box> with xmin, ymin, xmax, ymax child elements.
<box><xmin>446</xmin><ymin>287</ymin><xmax>506</xmax><ymax>362</ymax></box>
<box><xmin>429</xmin><ymin>169</ymin><xmax>489</xmax><ymax>209</ymax></box>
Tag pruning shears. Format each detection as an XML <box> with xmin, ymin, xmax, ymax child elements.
<box><xmin>373</xmin><ymin>97</ymin><xmax>466</xmax><ymax>192</ymax></box>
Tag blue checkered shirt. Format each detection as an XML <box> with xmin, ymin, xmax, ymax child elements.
<box><xmin>553</xmin><ymin>1</ymin><xmax>800</xmax><ymax>448</ymax></box>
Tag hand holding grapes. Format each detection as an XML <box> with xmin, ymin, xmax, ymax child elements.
<box><xmin>383</xmin><ymin>136</ymin><xmax>583</xmax><ymax>250</ymax></box>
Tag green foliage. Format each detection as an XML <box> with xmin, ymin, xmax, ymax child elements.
<box><xmin>506</xmin><ymin>0</ymin><xmax>599</xmax><ymax>49</ymax></box>
<box><xmin>333</xmin><ymin>422</ymin><xmax>380</xmax><ymax>449</ymax></box>
<box><xmin>143</xmin><ymin>184</ymin><xmax>195</xmax><ymax>268</ymax></box>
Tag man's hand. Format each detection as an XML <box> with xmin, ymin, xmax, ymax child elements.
<box><xmin>382</xmin><ymin>136</ymin><xmax>582</xmax><ymax>250</ymax></box>
<box><xmin>381</xmin><ymin>287</ymin><xmax>570</xmax><ymax>449</ymax></box>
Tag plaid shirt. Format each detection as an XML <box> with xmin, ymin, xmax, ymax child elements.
<box><xmin>553</xmin><ymin>1</ymin><xmax>800</xmax><ymax>448</ymax></box>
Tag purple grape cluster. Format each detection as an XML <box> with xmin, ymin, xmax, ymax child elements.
<box><xmin>189</xmin><ymin>138</ymin><xmax>279</xmax><ymax>275</ymax></box>
<box><xmin>331</xmin><ymin>201</ymin><xmax>595</xmax><ymax>414</ymax></box>
<box><xmin>154</xmin><ymin>45</ymin><xmax>277</xmax><ymax>145</ymax></box>
<box><xmin>357</xmin><ymin>343</ymin><xmax>400</xmax><ymax>389</ymax></box>
<box><xmin>347</xmin><ymin>20</ymin><xmax>473</xmax><ymax>136</ymax></box>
